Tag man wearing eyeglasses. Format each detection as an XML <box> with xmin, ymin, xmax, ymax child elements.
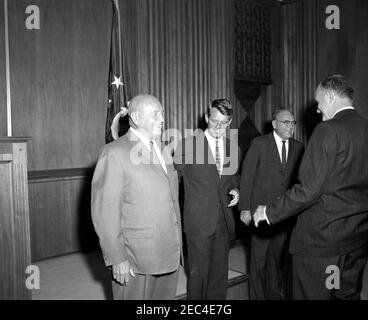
<box><xmin>239</xmin><ymin>107</ymin><xmax>304</xmax><ymax>299</ymax></box>
<box><xmin>173</xmin><ymin>98</ymin><xmax>240</xmax><ymax>299</ymax></box>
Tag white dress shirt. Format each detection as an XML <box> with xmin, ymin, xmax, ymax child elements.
<box><xmin>204</xmin><ymin>130</ymin><xmax>224</xmax><ymax>174</ymax></box>
<box><xmin>129</xmin><ymin>127</ymin><xmax>167</xmax><ymax>174</ymax></box>
<box><xmin>273</xmin><ymin>130</ymin><xmax>289</xmax><ymax>163</ymax></box>
<box><xmin>263</xmin><ymin>131</ymin><xmax>290</xmax><ymax>225</ymax></box>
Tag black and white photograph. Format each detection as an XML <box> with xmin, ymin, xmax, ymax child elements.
<box><xmin>0</xmin><ymin>0</ymin><xmax>368</xmax><ymax>303</ymax></box>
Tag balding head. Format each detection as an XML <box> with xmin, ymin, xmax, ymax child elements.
<box><xmin>315</xmin><ymin>74</ymin><xmax>354</xmax><ymax>121</ymax></box>
<box><xmin>129</xmin><ymin>94</ymin><xmax>164</xmax><ymax>138</ymax></box>
<box><xmin>128</xmin><ymin>95</ymin><xmax>161</xmax><ymax>116</ymax></box>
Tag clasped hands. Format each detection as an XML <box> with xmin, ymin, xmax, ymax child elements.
<box><xmin>240</xmin><ymin>205</ymin><xmax>268</xmax><ymax>227</ymax></box>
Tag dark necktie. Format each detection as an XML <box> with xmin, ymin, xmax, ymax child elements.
<box><xmin>281</xmin><ymin>140</ymin><xmax>286</xmax><ymax>168</ymax></box>
<box><xmin>215</xmin><ymin>138</ymin><xmax>221</xmax><ymax>176</ymax></box>
<box><xmin>150</xmin><ymin>140</ymin><xmax>159</xmax><ymax>164</ymax></box>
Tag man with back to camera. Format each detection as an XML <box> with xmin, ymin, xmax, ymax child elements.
<box><xmin>239</xmin><ymin>107</ymin><xmax>304</xmax><ymax>299</ymax></box>
<box><xmin>254</xmin><ymin>74</ymin><xmax>368</xmax><ymax>299</ymax></box>
<box><xmin>91</xmin><ymin>94</ymin><xmax>182</xmax><ymax>300</ymax></box>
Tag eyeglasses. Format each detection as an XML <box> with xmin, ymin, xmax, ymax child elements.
<box><xmin>277</xmin><ymin>120</ymin><xmax>297</xmax><ymax>126</ymax></box>
<box><xmin>209</xmin><ymin>118</ymin><xmax>231</xmax><ymax>128</ymax></box>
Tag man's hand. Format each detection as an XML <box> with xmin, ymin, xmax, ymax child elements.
<box><xmin>228</xmin><ymin>189</ymin><xmax>240</xmax><ymax>207</ymax></box>
<box><xmin>112</xmin><ymin>260</ymin><xmax>135</xmax><ymax>286</ymax></box>
<box><xmin>240</xmin><ymin>210</ymin><xmax>252</xmax><ymax>225</ymax></box>
<box><xmin>253</xmin><ymin>205</ymin><xmax>267</xmax><ymax>227</ymax></box>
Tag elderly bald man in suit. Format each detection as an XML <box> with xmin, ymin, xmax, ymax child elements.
<box><xmin>91</xmin><ymin>94</ymin><xmax>182</xmax><ymax>300</ymax></box>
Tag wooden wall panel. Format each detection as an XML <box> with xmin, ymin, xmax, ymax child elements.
<box><xmin>29</xmin><ymin>180</ymin><xmax>73</xmax><ymax>260</ymax></box>
<box><xmin>0</xmin><ymin>1</ymin><xmax>7</xmax><ymax>136</ymax></box>
<box><xmin>279</xmin><ymin>0</ymin><xmax>317</xmax><ymax>144</ymax></box>
<box><xmin>8</xmin><ymin>0</ymin><xmax>111</xmax><ymax>171</ymax></box>
<box><xmin>316</xmin><ymin>0</ymin><xmax>368</xmax><ymax>119</ymax></box>
<box><xmin>29</xmin><ymin>171</ymin><xmax>97</xmax><ymax>261</ymax></box>
<box><xmin>254</xmin><ymin>0</ymin><xmax>317</xmax><ymax>143</ymax></box>
<box><xmin>0</xmin><ymin>138</ymin><xmax>32</xmax><ymax>299</ymax></box>
<box><xmin>0</xmin><ymin>162</ymin><xmax>15</xmax><ymax>298</ymax></box>
<box><xmin>253</xmin><ymin>2</ymin><xmax>282</xmax><ymax>134</ymax></box>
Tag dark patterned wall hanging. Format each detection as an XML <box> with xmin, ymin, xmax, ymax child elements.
<box><xmin>235</xmin><ymin>0</ymin><xmax>272</xmax><ymax>83</ymax></box>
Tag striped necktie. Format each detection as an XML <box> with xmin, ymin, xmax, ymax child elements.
<box><xmin>215</xmin><ymin>138</ymin><xmax>221</xmax><ymax>176</ymax></box>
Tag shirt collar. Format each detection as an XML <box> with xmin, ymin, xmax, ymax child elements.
<box><xmin>129</xmin><ymin>127</ymin><xmax>152</xmax><ymax>151</ymax></box>
<box><xmin>332</xmin><ymin>106</ymin><xmax>355</xmax><ymax>118</ymax></box>
<box><xmin>204</xmin><ymin>129</ymin><xmax>224</xmax><ymax>142</ymax></box>
<box><xmin>273</xmin><ymin>130</ymin><xmax>289</xmax><ymax>144</ymax></box>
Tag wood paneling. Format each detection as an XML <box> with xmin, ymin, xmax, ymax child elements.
<box><xmin>0</xmin><ymin>2</ymin><xmax>7</xmax><ymax>136</ymax></box>
<box><xmin>253</xmin><ymin>0</ymin><xmax>318</xmax><ymax>140</ymax></box>
<box><xmin>29</xmin><ymin>169</ymin><xmax>97</xmax><ymax>261</ymax></box>
<box><xmin>8</xmin><ymin>0</ymin><xmax>111</xmax><ymax>171</ymax></box>
<box><xmin>316</xmin><ymin>0</ymin><xmax>368</xmax><ymax>119</ymax></box>
<box><xmin>278</xmin><ymin>0</ymin><xmax>317</xmax><ymax>144</ymax></box>
<box><xmin>0</xmin><ymin>137</ymin><xmax>31</xmax><ymax>299</ymax></box>
<box><xmin>0</xmin><ymin>161</ymin><xmax>15</xmax><ymax>298</ymax></box>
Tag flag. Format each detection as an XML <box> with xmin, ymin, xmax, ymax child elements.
<box><xmin>105</xmin><ymin>0</ymin><xmax>129</xmax><ymax>144</ymax></box>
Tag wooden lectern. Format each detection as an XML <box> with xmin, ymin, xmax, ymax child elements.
<box><xmin>0</xmin><ymin>137</ymin><xmax>32</xmax><ymax>300</ymax></box>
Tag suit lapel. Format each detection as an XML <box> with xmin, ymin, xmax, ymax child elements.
<box><xmin>126</xmin><ymin>130</ymin><xmax>152</xmax><ymax>164</ymax></box>
<box><xmin>126</xmin><ymin>130</ymin><xmax>168</xmax><ymax>178</ymax></box>
<box><xmin>269</xmin><ymin>133</ymin><xmax>282</xmax><ymax>165</ymax></box>
<box><xmin>152</xmin><ymin>141</ymin><xmax>172</xmax><ymax>178</ymax></box>
<box><xmin>222</xmin><ymin>138</ymin><xmax>231</xmax><ymax>172</ymax></box>
<box><xmin>284</xmin><ymin>138</ymin><xmax>296</xmax><ymax>173</ymax></box>
<box><xmin>203</xmin><ymin>133</ymin><xmax>221</xmax><ymax>178</ymax></box>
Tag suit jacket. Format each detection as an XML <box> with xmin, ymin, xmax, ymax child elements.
<box><xmin>267</xmin><ymin>109</ymin><xmax>368</xmax><ymax>257</ymax></box>
<box><xmin>173</xmin><ymin>130</ymin><xmax>240</xmax><ymax>237</ymax></box>
<box><xmin>239</xmin><ymin>133</ymin><xmax>304</xmax><ymax>214</ymax></box>
<box><xmin>91</xmin><ymin>129</ymin><xmax>182</xmax><ymax>275</ymax></box>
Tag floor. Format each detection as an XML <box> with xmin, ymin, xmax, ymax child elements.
<box><xmin>31</xmin><ymin>241</ymin><xmax>248</xmax><ymax>300</ymax></box>
<box><xmin>30</xmin><ymin>239</ymin><xmax>368</xmax><ymax>300</ymax></box>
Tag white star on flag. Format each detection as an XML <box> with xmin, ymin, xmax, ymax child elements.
<box><xmin>111</xmin><ymin>76</ymin><xmax>123</xmax><ymax>89</ymax></box>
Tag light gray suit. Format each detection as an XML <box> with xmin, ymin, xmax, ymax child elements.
<box><xmin>91</xmin><ymin>129</ymin><xmax>182</xmax><ymax>299</ymax></box>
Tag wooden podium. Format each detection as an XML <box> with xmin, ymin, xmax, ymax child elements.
<box><xmin>0</xmin><ymin>137</ymin><xmax>32</xmax><ymax>300</ymax></box>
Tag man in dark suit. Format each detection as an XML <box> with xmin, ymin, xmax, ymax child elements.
<box><xmin>239</xmin><ymin>107</ymin><xmax>304</xmax><ymax>299</ymax></box>
<box><xmin>254</xmin><ymin>74</ymin><xmax>368</xmax><ymax>299</ymax></box>
<box><xmin>173</xmin><ymin>98</ymin><xmax>240</xmax><ymax>299</ymax></box>
<box><xmin>91</xmin><ymin>94</ymin><xmax>182</xmax><ymax>300</ymax></box>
